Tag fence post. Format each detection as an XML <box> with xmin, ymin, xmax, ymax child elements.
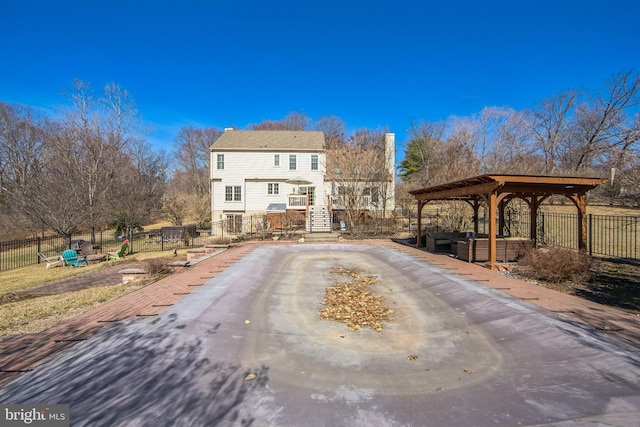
<box><xmin>37</xmin><ymin>237</ymin><xmax>41</xmax><ymax>264</ymax></box>
<box><xmin>587</xmin><ymin>214</ymin><xmax>593</xmax><ymax>256</ymax></box>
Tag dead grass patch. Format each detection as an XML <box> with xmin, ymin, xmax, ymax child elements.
<box><xmin>1</xmin><ymin>262</ymin><xmax>111</xmax><ymax>294</ymax></box>
<box><xmin>0</xmin><ymin>250</ymin><xmax>181</xmax><ymax>335</ymax></box>
<box><xmin>0</xmin><ymin>282</ymin><xmax>146</xmax><ymax>336</ymax></box>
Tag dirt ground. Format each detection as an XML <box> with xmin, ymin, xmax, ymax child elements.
<box><xmin>510</xmin><ymin>257</ymin><xmax>640</xmax><ymax>315</ymax></box>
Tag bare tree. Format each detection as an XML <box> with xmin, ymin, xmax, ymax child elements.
<box><xmin>602</xmin><ymin>113</ymin><xmax>640</xmax><ymax>203</ymax></box>
<box><xmin>315</xmin><ymin>115</ymin><xmax>347</xmax><ymax>149</ymax></box>
<box><xmin>430</xmin><ymin>131</ymin><xmax>479</xmax><ymax>184</ymax></box>
<box><xmin>251</xmin><ymin>111</ymin><xmax>312</xmax><ymax>130</ymax></box>
<box><xmin>327</xmin><ymin>129</ymin><xmax>392</xmax><ymax>234</ymax></box>
<box><xmin>560</xmin><ymin>70</ymin><xmax>640</xmax><ymax>173</ymax></box>
<box><xmin>619</xmin><ymin>148</ymin><xmax>640</xmax><ymax>206</ymax></box>
<box><xmin>8</xmin><ymin>119</ymin><xmax>85</xmax><ymax>238</ymax></box>
<box><xmin>111</xmin><ymin>139</ymin><xmax>167</xmax><ymax>236</ymax></box>
<box><xmin>170</xmin><ymin>125</ymin><xmax>222</xmax><ymax>227</ymax></box>
<box><xmin>398</xmin><ymin>120</ymin><xmax>446</xmax><ymax>185</ymax></box>
<box><xmin>166</xmin><ymin>169</ymin><xmax>212</xmax><ymax>228</ymax></box>
<box><xmin>528</xmin><ymin>90</ymin><xmax>578</xmax><ymax>174</ymax></box>
<box><xmin>54</xmin><ymin>80</ymin><xmax>146</xmax><ymax>240</ymax></box>
<box><xmin>0</xmin><ymin>102</ymin><xmax>48</xmax><ymax>237</ymax></box>
<box><xmin>173</xmin><ymin>126</ymin><xmax>218</xmax><ymax>194</ymax></box>
<box><xmin>461</xmin><ymin>107</ymin><xmax>540</xmax><ymax>175</ymax></box>
<box><xmin>162</xmin><ymin>190</ymin><xmax>189</xmax><ymax>226</ymax></box>
<box><xmin>481</xmin><ymin>107</ymin><xmax>540</xmax><ymax>174</ymax></box>
<box><xmin>1</xmin><ymin>81</ymin><xmax>163</xmax><ymax>240</ymax></box>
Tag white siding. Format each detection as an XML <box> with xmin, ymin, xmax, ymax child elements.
<box><xmin>211</xmin><ymin>150</ymin><xmax>326</xmax><ymax>218</ymax></box>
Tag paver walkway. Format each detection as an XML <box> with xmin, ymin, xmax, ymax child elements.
<box><xmin>1</xmin><ymin>239</ymin><xmax>638</xmax><ymax>389</ymax></box>
<box><xmin>383</xmin><ymin>240</ymin><xmax>640</xmax><ymax>344</ymax></box>
<box><xmin>20</xmin><ymin>262</ymin><xmax>141</xmax><ymax>295</ymax></box>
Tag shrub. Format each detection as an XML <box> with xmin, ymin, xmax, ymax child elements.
<box><xmin>514</xmin><ymin>247</ymin><xmax>592</xmax><ymax>283</ymax></box>
<box><xmin>212</xmin><ymin>237</ymin><xmax>231</xmax><ymax>245</ymax></box>
<box><xmin>142</xmin><ymin>258</ymin><xmax>172</xmax><ymax>276</ymax></box>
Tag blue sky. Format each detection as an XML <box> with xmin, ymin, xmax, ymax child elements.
<box><xmin>1</xmin><ymin>0</ymin><xmax>639</xmax><ymax>163</ymax></box>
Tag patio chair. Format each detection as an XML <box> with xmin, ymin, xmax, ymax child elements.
<box><xmin>62</xmin><ymin>249</ymin><xmax>89</xmax><ymax>269</ymax></box>
<box><xmin>107</xmin><ymin>242</ymin><xmax>129</xmax><ymax>260</ymax></box>
<box><xmin>38</xmin><ymin>252</ymin><xmax>64</xmax><ymax>269</ymax></box>
<box><xmin>79</xmin><ymin>241</ymin><xmax>94</xmax><ymax>256</ymax></box>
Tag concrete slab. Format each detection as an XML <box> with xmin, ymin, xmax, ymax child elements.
<box><xmin>1</xmin><ymin>244</ymin><xmax>639</xmax><ymax>426</ymax></box>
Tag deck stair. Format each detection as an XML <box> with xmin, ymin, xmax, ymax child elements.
<box><xmin>302</xmin><ymin>232</ymin><xmax>338</xmax><ymax>243</ymax></box>
<box><xmin>306</xmin><ymin>205</ymin><xmax>331</xmax><ymax>233</ymax></box>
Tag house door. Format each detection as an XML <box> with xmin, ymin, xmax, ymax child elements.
<box><xmin>299</xmin><ymin>186</ymin><xmax>316</xmax><ymax>206</ymax></box>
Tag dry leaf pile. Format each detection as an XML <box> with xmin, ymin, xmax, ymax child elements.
<box><xmin>320</xmin><ymin>267</ymin><xmax>395</xmax><ymax>331</ymax></box>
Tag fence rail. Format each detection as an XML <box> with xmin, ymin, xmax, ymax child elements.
<box><xmin>0</xmin><ymin>215</ymin><xmax>278</xmax><ymax>272</ymax></box>
<box><xmin>422</xmin><ymin>209</ymin><xmax>640</xmax><ymax>261</ymax></box>
<box><xmin>2</xmin><ymin>211</ymin><xmax>639</xmax><ymax>272</ymax></box>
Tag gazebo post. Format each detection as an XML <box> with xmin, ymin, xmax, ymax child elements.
<box><xmin>473</xmin><ymin>199</ymin><xmax>480</xmax><ymax>235</ymax></box>
<box><xmin>488</xmin><ymin>191</ymin><xmax>498</xmax><ymax>267</ymax></box>
<box><xmin>573</xmin><ymin>194</ymin><xmax>588</xmax><ymax>251</ymax></box>
<box><xmin>498</xmin><ymin>200</ymin><xmax>506</xmax><ymax>236</ymax></box>
<box><xmin>416</xmin><ymin>200</ymin><xmax>424</xmax><ymax>248</ymax></box>
<box><xmin>529</xmin><ymin>196</ymin><xmax>539</xmax><ymax>245</ymax></box>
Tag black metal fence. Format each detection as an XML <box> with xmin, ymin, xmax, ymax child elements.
<box><xmin>421</xmin><ymin>208</ymin><xmax>640</xmax><ymax>260</ymax></box>
<box><xmin>2</xmin><ymin>210</ymin><xmax>639</xmax><ymax>272</ymax></box>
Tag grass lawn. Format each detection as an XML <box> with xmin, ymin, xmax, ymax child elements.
<box><xmin>0</xmin><ymin>250</ymin><xmax>187</xmax><ymax>336</ymax></box>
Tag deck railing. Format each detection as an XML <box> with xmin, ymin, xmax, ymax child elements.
<box><xmin>288</xmin><ymin>194</ymin><xmax>307</xmax><ymax>208</ymax></box>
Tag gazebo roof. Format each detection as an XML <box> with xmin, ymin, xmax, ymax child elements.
<box><xmin>409</xmin><ymin>174</ymin><xmax>606</xmax><ymax>201</ymax></box>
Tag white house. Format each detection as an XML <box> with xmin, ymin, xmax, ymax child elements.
<box><xmin>210</xmin><ymin>129</ymin><xmax>395</xmax><ymax>232</ymax></box>
<box><xmin>210</xmin><ymin>129</ymin><xmax>327</xmax><ymax>225</ymax></box>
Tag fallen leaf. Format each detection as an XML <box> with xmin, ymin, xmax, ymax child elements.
<box><xmin>245</xmin><ymin>373</ymin><xmax>257</xmax><ymax>381</ymax></box>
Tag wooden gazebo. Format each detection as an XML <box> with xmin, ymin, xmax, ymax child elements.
<box><xmin>409</xmin><ymin>175</ymin><xmax>606</xmax><ymax>267</ymax></box>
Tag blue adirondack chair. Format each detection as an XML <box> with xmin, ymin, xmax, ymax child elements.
<box><xmin>62</xmin><ymin>249</ymin><xmax>89</xmax><ymax>269</ymax></box>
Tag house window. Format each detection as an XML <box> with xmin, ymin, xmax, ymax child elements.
<box><xmin>217</xmin><ymin>154</ymin><xmax>224</xmax><ymax>170</ymax></box>
<box><xmin>225</xmin><ymin>214</ymin><xmax>243</xmax><ymax>233</ymax></box>
<box><xmin>311</xmin><ymin>154</ymin><xmax>318</xmax><ymax>170</ymax></box>
<box><xmin>225</xmin><ymin>185</ymin><xmax>241</xmax><ymax>201</ymax></box>
<box><xmin>274</xmin><ymin>154</ymin><xmax>280</xmax><ymax>167</ymax></box>
<box><xmin>267</xmin><ymin>183</ymin><xmax>279</xmax><ymax>195</ymax></box>
<box><xmin>289</xmin><ymin>154</ymin><xmax>296</xmax><ymax>170</ymax></box>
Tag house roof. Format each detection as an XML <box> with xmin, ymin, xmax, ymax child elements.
<box><xmin>212</xmin><ymin>130</ymin><xmax>325</xmax><ymax>152</ymax></box>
